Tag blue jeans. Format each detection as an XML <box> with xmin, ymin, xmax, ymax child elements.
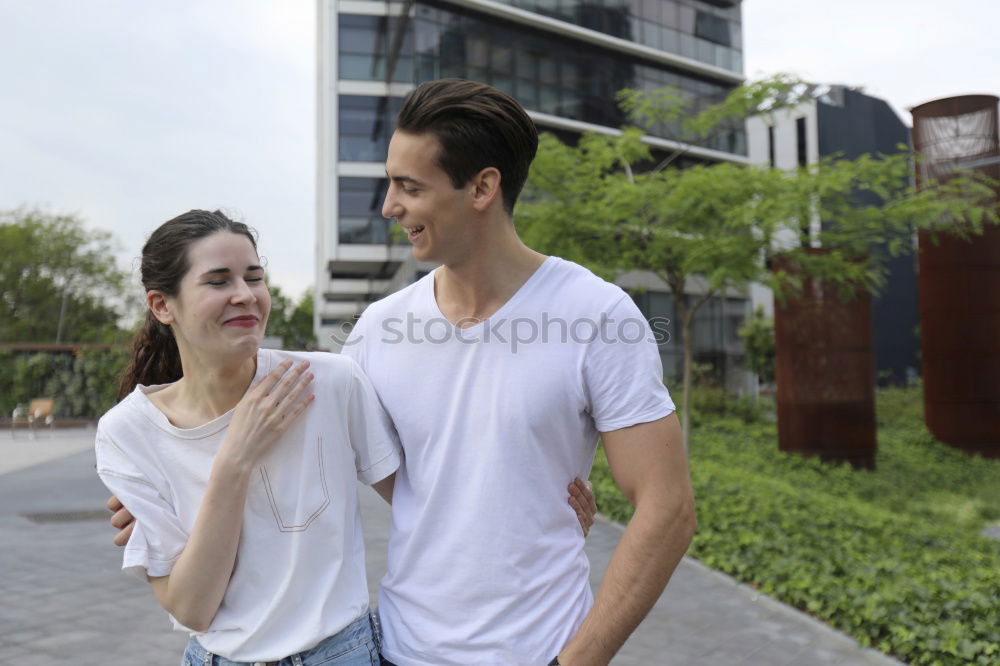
<box><xmin>182</xmin><ymin>612</ymin><xmax>381</xmax><ymax>666</ymax></box>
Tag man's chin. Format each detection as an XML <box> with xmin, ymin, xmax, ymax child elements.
<box><xmin>411</xmin><ymin>245</ymin><xmax>433</xmax><ymax>263</ymax></box>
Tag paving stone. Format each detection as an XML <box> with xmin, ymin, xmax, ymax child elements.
<box><xmin>1</xmin><ymin>429</ymin><xmax>906</xmax><ymax>666</ymax></box>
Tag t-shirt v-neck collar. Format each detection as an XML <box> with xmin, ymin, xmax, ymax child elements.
<box><xmin>425</xmin><ymin>256</ymin><xmax>557</xmax><ymax>331</ymax></box>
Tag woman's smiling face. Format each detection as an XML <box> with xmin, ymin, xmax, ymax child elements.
<box><xmin>159</xmin><ymin>231</ymin><xmax>271</xmax><ymax>361</ymax></box>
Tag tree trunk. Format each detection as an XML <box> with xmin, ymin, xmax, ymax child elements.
<box><xmin>671</xmin><ymin>285</ymin><xmax>695</xmax><ymax>454</ymax></box>
<box><xmin>661</xmin><ymin>273</ymin><xmax>716</xmax><ymax>455</ymax></box>
<box><xmin>680</xmin><ymin>311</ymin><xmax>694</xmax><ymax>453</ymax></box>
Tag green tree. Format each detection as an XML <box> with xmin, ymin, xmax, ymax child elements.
<box><xmin>0</xmin><ymin>209</ymin><xmax>132</xmax><ymax>343</ymax></box>
<box><xmin>518</xmin><ymin>76</ymin><xmax>996</xmax><ymax>450</ymax></box>
<box><xmin>765</xmin><ymin>149</ymin><xmax>996</xmax><ymax>301</ymax></box>
<box><xmin>520</xmin><ymin>130</ymin><xmax>789</xmax><ymax>449</ymax></box>
<box><xmin>738</xmin><ymin>306</ymin><xmax>775</xmax><ymax>386</ymax></box>
<box><xmin>266</xmin><ymin>285</ymin><xmax>317</xmax><ymax>349</ymax></box>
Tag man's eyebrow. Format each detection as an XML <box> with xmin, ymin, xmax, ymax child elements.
<box><xmin>386</xmin><ymin>171</ymin><xmax>425</xmax><ymax>186</ymax></box>
<box><xmin>199</xmin><ymin>265</ymin><xmax>263</xmax><ymax>278</ymax></box>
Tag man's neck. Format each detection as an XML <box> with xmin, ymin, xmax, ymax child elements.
<box><xmin>435</xmin><ymin>222</ymin><xmax>547</xmax><ymax>326</ymax></box>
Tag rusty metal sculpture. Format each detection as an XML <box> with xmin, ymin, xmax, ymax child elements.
<box><xmin>911</xmin><ymin>95</ymin><xmax>1000</xmax><ymax>458</ymax></box>
<box><xmin>773</xmin><ymin>251</ymin><xmax>877</xmax><ymax>469</ymax></box>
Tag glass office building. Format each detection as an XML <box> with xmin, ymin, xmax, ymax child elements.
<box><xmin>317</xmin><ymin>0</ymin><xmax>752</xmax><ymax>388</ymax></box>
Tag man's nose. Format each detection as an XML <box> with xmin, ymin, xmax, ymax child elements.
<box><xmin>382</xmin><ymin>187</ymin><xmax>400</xmax><ymax>219</ymax></box>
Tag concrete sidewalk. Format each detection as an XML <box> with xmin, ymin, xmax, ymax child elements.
<box><xmin>0</xmin><ymin>429</ymin><xmax>903</xmax><ymax>665</ymax></box>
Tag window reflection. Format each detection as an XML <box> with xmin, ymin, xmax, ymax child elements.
<box><xmin>495</xmin><ymin>0</ymin><xmax>742</xmax><ymax>72</ymax></box>
<box><xmin>336</xmin><ymin>1</ymin><xmax>746</xmax><ymax>157</ymax></box>
<box><xmin>339</xmin><ymin>96</ymin><xmax>404</xmax><ymax>162</ymax></box>
<box><xmin>338</xmin><ymin>15</ymin><xmax>413</xmax><ymax>82</ymax></box>
<box><xmin>630</xmin><ymin>289</ymin><xmax>749</xmax><ymax>383</ymax></box>
<box><xmin>339</xmin><ymin>177</ymin><xmax>402</xmax><ymax>245</ymax></box>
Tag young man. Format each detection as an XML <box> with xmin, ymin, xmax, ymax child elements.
<box><xmin>344</xmin><ymin>79</ymin><xmax>695</xmax><ymax>665</ymax></box>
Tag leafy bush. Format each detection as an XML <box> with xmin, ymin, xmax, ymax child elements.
<box><xmin>1</xmin><ymin>348</ymin><xmax>128</xmax><ymax>419</ymax></box>
<box><xmin>738</xmin><ymin>305</ymin><xmax>775</xmax><ymax>384</ymax></box>
<box><xmin>590</xmin><ymin>386</ymin><xmax>1000</xmax><ymax>665</ymax></box>
<box><xmin>672</xmin><ymin>368</ymin><xmax>771</xmax><ymax>427</ymax></box>
<box><xmin>680</xmin><ymin>384</ymin><xmax>768</xmax><ymax>426</ymax></box>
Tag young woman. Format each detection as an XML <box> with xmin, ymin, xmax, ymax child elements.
<box><xmin>96</xmin><ymin>210</ymin><xmax>397</xmax><ymax>664</ymax></box>
<box><xmin>98</xmin><ymin>210</ymin><xmax>597</xmax><ymax>665</ymax></box>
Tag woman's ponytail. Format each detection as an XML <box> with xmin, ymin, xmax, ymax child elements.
<box><xmin>117</xmin><ymin>312</ymin><xmax>183</xmax><ymax>400</ymax></box>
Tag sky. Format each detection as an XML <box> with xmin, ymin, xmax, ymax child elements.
<box><xmin>1</xmin><ymin>0</ymin><xmax>997</xmax><ymax>297</ymax></box>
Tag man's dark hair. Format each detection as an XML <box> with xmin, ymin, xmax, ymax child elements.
<box><xmin>395</xmin><ymin>79</ymin><xmax>539</xmax><ymax>214</ymax></box>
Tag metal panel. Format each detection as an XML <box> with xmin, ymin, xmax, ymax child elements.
<box><xmin>773</xmin><ymin>251</ymin><xmax>876</xmax><ymax>469</ymax></box>
<box><xmin>912</xmin><ymin>95</ymin><xmax>1000</xmax><ymax>458</ymax></box>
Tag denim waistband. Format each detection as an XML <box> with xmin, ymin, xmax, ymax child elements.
<box><xmin>183</xmin><ymin>611</ymin><xmax>379</xmax><ymax>666</ymax></box>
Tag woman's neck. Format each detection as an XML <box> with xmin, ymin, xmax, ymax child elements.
<box><xmin>167</xmin><ymin>353</ymin><xmax>258</xmax><ymax>423</ymax></box>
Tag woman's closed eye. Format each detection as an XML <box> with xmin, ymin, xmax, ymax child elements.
<box><xmin>207</xmin><ymin>276</ymin><xmax>263</xmax><ymax>286</ymax></box>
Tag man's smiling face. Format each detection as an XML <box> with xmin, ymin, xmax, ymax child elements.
<box><xmin>382</xmin><ymin>130</ymin><xmax>476</xmax><ymax>265</ymax></box>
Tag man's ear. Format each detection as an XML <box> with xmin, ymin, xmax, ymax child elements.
<box><xmin>147</xmin><ymin>291</ymin><xmax>173</xmax><ymax>326</ymax></box>
<box><xmin>469</xmin><ymin>167</ymin><xmax>502</xmax><ymax>212</ymax></box>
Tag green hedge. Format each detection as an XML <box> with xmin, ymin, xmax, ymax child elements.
<box><xmin>590</xmin><ymin>386</ymin><xmax>1000</xmax><ymax>666</ymax></box>
<box><xmin>0</xmin><ymin>349</ymin><xmax>128</xmax><ymax>419</ymax></box>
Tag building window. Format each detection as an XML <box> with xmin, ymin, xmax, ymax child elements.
<box><xmin>631</xmin><ymin>290</ymin><xmax>749</xmax><ymax>383</ymax></box>
<box><xmin>339</xmin><ymin>96</ymin><xmax>403</xmax><ymax>162</ymax></box>
<box><xmin>338</xmin><ymin>14</ymin><xmax>413</xmax><ymax>82</ymax></box>
<box><xmin>339</xmin><ymin>177</ymin><xmax>401</xmax><ymax>245</ymax></box>
<box><xmin>404</xmin><ymin>4</ymin><xmax>744</xmax><ymax>153</ymax></box>
<box><xmin>695</xmin><ymin>11</ymin><xmax>731</xmax><ymax>46</ymax></box>
<box><xmin>796</xmin><ymin>116</ymin><xmax>808</xmax><ymax>167</ymax></box>
<box><xmin>477</xmin><ymin>0</ymin><xmax>742</xmax><ymax>73</ymax></box>
<box><xmin>630</xmin><ymin>289</ymin><xmax>681</xmax><ymax>380</ymax></box>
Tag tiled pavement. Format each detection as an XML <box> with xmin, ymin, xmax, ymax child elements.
<box><xmin>0</xmin><ymin>429</ymin><xmax>904</xmax><ymax>665</ymax></box>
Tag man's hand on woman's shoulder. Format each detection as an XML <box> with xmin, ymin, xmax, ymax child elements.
<box><xmin>107</xmin><ymin>495</ymin><xmax>134</xmax><ymax>547</ymax></box>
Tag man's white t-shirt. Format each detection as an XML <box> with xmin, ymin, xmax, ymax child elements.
<box><xmin>343</xmin><ymin>256</ymin><xmax>675</xmax><ymax>666</ymax></box>
<box><xmin>95</xmin><ymin>349</ymin><xmax>401</xmax><ymax>662</ymax></box>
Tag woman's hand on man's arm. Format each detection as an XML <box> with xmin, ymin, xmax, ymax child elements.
<box><xmin>570</xmin><ymin>477</ymin><xmax>598</xmax><ymax>536</ymax></box>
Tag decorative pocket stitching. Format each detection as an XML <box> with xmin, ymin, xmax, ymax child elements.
<box><xmin>259</xmin><ymin>436</ymin><xmax>330</xmax><ymax>532</ymax></box>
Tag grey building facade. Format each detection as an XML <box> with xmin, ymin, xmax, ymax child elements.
<box><xmin>317</xmin><ymin>0</ymin><xmax>752</xmax><ymax>387</ymax></box>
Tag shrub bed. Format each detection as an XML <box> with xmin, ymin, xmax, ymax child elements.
<box><xmin>590</xmin><ymin>386</ymin><xmax>1000</xmax><ymax>665</ymax></box>
<box><xmin>0</xmin><ymin>348</ymin><xmax>128</xmax><ymax>419</ymax></box>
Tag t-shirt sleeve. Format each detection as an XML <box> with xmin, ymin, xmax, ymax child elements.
<box><xmin>583</xmin><ymin>294</ymin><xmax>676</xmax><ymax>432</ymax></box>
<box><xmin>340</xmin><ymin>309</ymin><xmax>369</xmax><ymax>370</ymax></box>
<box><xmin>94</xmin><ymin>428</ymin><xmax>189</xmax><ymax>580</ymax></box>
<box><xmin>346</xmin><ymin>358</ymin><xmax>402</xmax><ymax>485</ymax></box>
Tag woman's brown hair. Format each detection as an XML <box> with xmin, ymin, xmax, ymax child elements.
<box><xmin>117</xmin><ymin>210</ymin><xmax>257</xmax><ymax>400</ymax></box>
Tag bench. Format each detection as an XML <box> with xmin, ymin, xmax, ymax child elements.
<box><xmin>11</xmin><ymin>398</ymin><xmax>55</xmax><ymax>439</ymax></box>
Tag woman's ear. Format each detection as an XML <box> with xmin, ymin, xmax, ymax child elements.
<box><xmin>147</xmin><ymin>291</ymin><xmax>173</xmax><ymax>326</ymax></box>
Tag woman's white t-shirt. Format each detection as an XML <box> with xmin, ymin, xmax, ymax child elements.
<box><xmin>95</xmin><ymin>349</ymin><xmax>401</xmax><ymax>662</ymax></box>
